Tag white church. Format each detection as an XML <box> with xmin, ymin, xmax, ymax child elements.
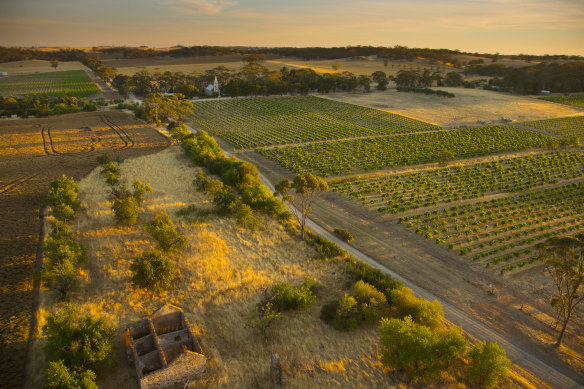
<box><xmin>205</xmin><ymin>76</ymin><xmax>220</xmax><ymax>96</ymax></box>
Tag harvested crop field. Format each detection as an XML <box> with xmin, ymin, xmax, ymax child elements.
<box><xmin>0</xmin><ymin>111</ymin><xmax>168</xmax><ymax>388</ymax></box>
<box><xmin>322</xmin><ymin>88</ymin><xmax>584</xmax><ymax>128</ymax></box>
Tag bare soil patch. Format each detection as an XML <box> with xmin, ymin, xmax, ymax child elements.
<box><xmin>321</xmin><ymin>88</ymin><xmax>584</xmax><ymax>128</ymax></box>
<box><xmin>0</xmin><ymin>111</ymin><xmax>168</xmax><ymax>388</ymax></box>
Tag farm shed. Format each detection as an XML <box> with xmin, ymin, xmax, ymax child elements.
<box><xmin>124</xmin><ymin>304</ymin><xmax>205</xmax><ymax>389</ymax></box>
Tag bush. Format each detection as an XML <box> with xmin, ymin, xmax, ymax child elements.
<box><xmin>380</xmin><ymin>316</ymin><xmax>467</xmax><ymax>383</ymax></box>
<box><xmin>333</xmin><ymin>294</ymin><xmax>359</xmax><ymax>330</ymax></box>
<box><xmin>271</xmin><ymin>277</ymin><xmax>317</xmax><ymax>310</ymax></box>
<box><xmin>132</xmin><ymin>179</ymin><xmax>152</xmax><ymax>205</ymax></box>
<box><xmin>320</xmin><ymin>300</ymin><xmax>339</xmax><ymax>323</ymax></box>
<box><xmin>334</xmin><ymin>228</ymin><xmax>354</xmax><ymax>242</ymax></box>
<box><xmin>193</xmin><ymin>170</ymin><xmax>208</xmax><ymax>191</ymax></box>
<box><xmin>468</xmin><ymin>341</ymin><xmax>511</xmax><ymax>389</ymax></box>
<box><xmin>167</xmin><ymin>121</ymin><xmax>191</xmax><ymax>143</ymax></box>
<box><xmin>130</xmin><ymin>249</ymin><xmax>176</xmax><ymax>292</ymax></box>
<box><xmin>314</xmin><ymin>236</ymin><xmax>345</xmax><ymax>259</ymax></box>
<box><xmin>235</xmin><ymin>204</ymin><xmax>263</xmax><ymax>231</ymax></box>
<box><xmin>40</xmin><ymin>220</ymin><xmax>87</xmax><ymax>297</ymax></box>
<box><xmin>175</xmin><ymin>204</ymin><xmax>212</xmax><ymax>222</ymax></box>
<box><xmin>390</xmin><ymin>287</ymin><xmax>444</xmax><ymax>329</ymax></box>
<box><xmin>345</xmin><ymin>255</ymin><xmax>403</xmax><ymax>301</ymax></box>
<box><xmin>246</xmin><ymin>301</ymin><xmax>282</xmax><ymax>339</ymax></box>
<box><xmin>102</xmin><ymin>162</ymin><xmax>118</xmax><ymax>185</ymax></box>
<box><xmin>96</xmin><ymin>154</ymin><xmax>110</xmax><ymax>165</ymax></box>
<box><xmin>213</xmin><ymin>188</ymin><xmax>238</xmax><ymax>215</ymax></box>
<box><xmin>112</xmin><ymin>196</ymin><xmax>139</xmax><ymax>225</ymax></box>
<box><xmin>43</xmin><ymin>304</ymin><xmax>116</xmax><ymax>370</ymax></box>
<box><xmin>47</xmin><ymin>175</ymin><xmax>80</xmax><ymax>220</ymax></box>
<box><xmin>144</xmin><ymin>212</ymin><xmax>187</xmax><ymax>252</ymax></box>
<box><xmin>44</xmin><ymin>360</ymin><xmax>97</xmax><ymax>389</ymax></box>
<box><xmin>353</xmin><ymin>280</ymin><xmax>387</xmax><ymax>321</ymax></box>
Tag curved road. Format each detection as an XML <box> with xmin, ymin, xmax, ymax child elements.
<box><xmin>209</xmin><ymin>131</ymin><xmax>581</xmax><ymax>388</ymax></box>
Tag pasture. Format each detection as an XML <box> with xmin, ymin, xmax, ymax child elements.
<box><xmin>0</xmin><ymin>70</ymin><xmax>100</xmax><ymax>98</ymax></box>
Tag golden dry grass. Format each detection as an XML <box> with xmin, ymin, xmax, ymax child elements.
<box><xmin>31</xmin><ymin>146</ymin><xmax>534</xmax><ymax>388</ymax></box>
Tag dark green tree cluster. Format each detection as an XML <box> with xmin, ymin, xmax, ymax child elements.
<box><xmin>47</xmin><ymin>174</ymin><xmax>80</xmax><ymax>221</ymax></box>
<box><xmin>40</xmin><ymin>220</ymin><xmax>87</xmax><ymax>297</ymax></box>
<box><xmin>109</xmin><ymin>179</ymin><xmax>152</xmax><ymax>226</ymax></box>
<box><xmin>321</xmin><ymin>280</ymin><xmax>388</xmax><ymax>330</ymax></box>
<box><xmin>129</xmin><ymin>249</ymin><xmax>176</xmax><ymax>292</ymax></box>
<box><xmin>466</xmin><ymin>62</ymin><xmax>584</xmax><ymax>94</ymax></box>
<box><xmin>271</xmin><ymin>276</ymin><xmax>318</xmax><ymax>311</ymax></box>
<box><xmin>396</xmin><ymin>86</ymin><xmax>455</xmax><ymax>98</ymax></box>
<box><xmin>180</xmin><ymin>129</ymin><xmax>292</xmax><ymax>229</ymax></box>
<box><xmin>144</xmin><ymin>211</ymin><xmax>187</xmax><ymax>252</ymax></box>
<box><xmin>0</xmin><ymin>95</ymin><xmax>97</xmax><ymax>118</ymax></box>
<box><xmin>42</xmin><ymin>304</ymin><xmax>115</xmax><ymax>389</ymax></box>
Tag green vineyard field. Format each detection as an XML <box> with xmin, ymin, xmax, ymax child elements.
<box><xmin>519</xmin><ymin>115</ymin><xmax>584</xmax><ymax>139</ymax></box>
<box><xmin>538</xmin><ymin>94</ymin><xmax>584</xmax><ymax>108</ymax></box>
<box><xmin>258</xmin><ymin>126</ymin><xmax>555</xmax><ymax>176</ymax></box>
<box><xmin>399</xmin><ymin>182</ymin><xmax>584</xmax><ymax>274</ymax></box>
<box><xmin>0</xmin><ymin>70</ymin><xmax>100</xmax><ymax>98</ymax></box>
<box><xmin>191</xmin><ymin>96</ymin><xmax>439</xmax><ymax>148</ymax></box>
<box><xmin>331</xmin><ymin>152</ymin><xmax>584</xmax><ymax>214</ymax></box>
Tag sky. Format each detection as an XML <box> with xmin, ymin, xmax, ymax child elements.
<box><xmin>1</xmin><ymin>0</ymin><xmax>583</xmax><ymax>56</ymax></box>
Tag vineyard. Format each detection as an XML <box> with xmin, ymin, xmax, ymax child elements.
<box><xmin>399</xmin><ymin>182</ymin><xmax>584</xmax><ymax>274</ymax></box>
<box><xmin>331</xmin><ymin>152</ymin><xmax>584</xmax><ymax>213</ymax></box>
<box><xmin>538</xmin><ymin>94</ymin><xmax>584</xmax><ymax>108</ymax></box>
<box><xmin>519</xmin><ymin>115</ymin><xmax>584</xmax><ymax>139</ymax></box>
<box><xmin>190</xmin><ymin>96</ymin><xmax>439</xmax><ymax>148</ymax></box>
<box><xmin>258</xmin><ymin>126</ymin><xmax>555</xmax><ymax>176</ymax></box>
<box><xmin>0</xmin><ymin>70</ymin><xmax>100</xmax><ymax>98</ymax></box>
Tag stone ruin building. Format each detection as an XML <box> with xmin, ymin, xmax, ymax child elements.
<box><xmin>124</xmin><ymin>304</ymin><xmax>205</xmax><ymax>388</ymax></box>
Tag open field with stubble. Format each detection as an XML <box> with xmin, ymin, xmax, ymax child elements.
<box><xmin>0</xmin><ymin>111</ymin><xmax>168</xmax><ymax>388</ymax></box>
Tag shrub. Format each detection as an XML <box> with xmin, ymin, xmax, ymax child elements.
<box><xmin>144</xmin><ymin>212</ymin><xmax>187</xmax><ymax>252</ymax></box>
<box><xmin>222</xmin><ymin>161</ymin><xmax>261</xmax><ymax>188</ymax></box>
<box><xmin>175</xmin><ymin>204</ymin><xmax>212</xmax><ymax>222</ymax></box>
<box><xmin>213</xmin><ymin>188</ymin><xmax>238</xmax><ymax>215</ymax></box>
<box><xmin>246</xmin><ymin>301</ymin><xmax>282</xmax><ymax>339</ymax></box>
<box><xmin>130</xmin><ymin>249</ymin><xmax>176</xmax><ymax>292</ymax></box>
<box><xmin>390</xmin><ymin>287</ymin><xmax>444</xmax><ymax>329</ymax></box>
<box><xmin>271</xmin><ymin>276</ymin><xmax>317</xmax><ymax>310</ymax></box>
<box><xmin>132</xmin><ymin>179</ymin><xmax>152</xmax><ymax>205</ymax></box>
<box><xmin>468</xmin><ymin>341</ymin><xmax>511</xmax><ymax>389</ymax></box>
<box><xmin>112</xmin><ymin>196</ymin><xmax>139</xmax><ymax>225</ymax></box>
<box><xmin>345</xmin><ymin>255</ymin><xmax>403</xmax><ymax>301</ymax></box>
<box><xmin>44</xmin><ymin>360</ymin><xmax>97</xmax><ymax>389</ymax></box>
<box><xmin>43</xmin><ymin>304</ymin><xmax>116</xmax><ymax>370</ymax></box>
<box><xmin>47</xmin><ymin>175</ymin><xmax>80</xmax><ymax>220</ymax></box>
<box><xmin>380</xmin><ymin>316</ymin><xmax>467</xmax><ymax>383</ymax></box>
<box><xmin>193</xmin><ymin>170</ymin><xmax>208</xmax><ymax>191</ymax></box>
<box><xmin>314</xmin><ymin>236</ymin><xmax>345</xmax><ymax>259</ymax></box>
<box><xmin>333</xmin><ymin>294</ymin><xmax>358</xmax><ymax>330</ymax></box>
<box><xmin>353</xmin><ymin>280</ymin><xmax>387</xmax><ymax>321</ymax></box>
<box><xmin>334</xmin><ymin>228</ymin><xmax>354</xmax><ymax>242</ymax></box>
<box><xmin>167</xmin><ymin>121</ymin><xmax>191</xmax><ymax>143</ymax></box>
<box><xmin>96</xmin><ymin>154</ymin><xmax>110</xmax><ymax>165</ymax></box>
<box><xmin>235</xmin><ymin>204</ymin><xmax>263</xmax><ymax>231</ymax></box>
<box><xmin>320</xmin><ymin>300</ymin><xmax>339</xmax><ymax>324</ymax></box>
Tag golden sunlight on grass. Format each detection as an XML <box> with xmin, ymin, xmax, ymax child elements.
<box><xmin>33</xmin><ymin>146</ymin><xmax>534</xmax><ymax>388</ymax></box>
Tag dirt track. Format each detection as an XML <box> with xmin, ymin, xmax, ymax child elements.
<box><xmin>0</xmin><ymin>111</ymin><xmax>168</xmax><ymax>388</ymax></box>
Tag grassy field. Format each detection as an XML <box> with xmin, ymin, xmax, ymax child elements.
<box><xmin>191</xmin><ymin>96</ymin><xmax>439</xmax><ymax>149</ymax></box>
<box><xmin>257</xmin><ymin>126</ymin><xmax>554</xmax><ymax>176</ymax></box>
<box><xmin>0</xmin><ymin>70</ymin><xmax>100</xmax><ymax>98</ymax></box>
<box><xmin>538</xmin><ymin>94</ymin><xmax>584</xmax><ymax>108</ymax></box>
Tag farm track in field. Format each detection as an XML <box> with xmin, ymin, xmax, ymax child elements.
<box><xmin>101</xmin><ymin>115</ymin><xmax>135</xmax><ymax>149</ymax></box>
